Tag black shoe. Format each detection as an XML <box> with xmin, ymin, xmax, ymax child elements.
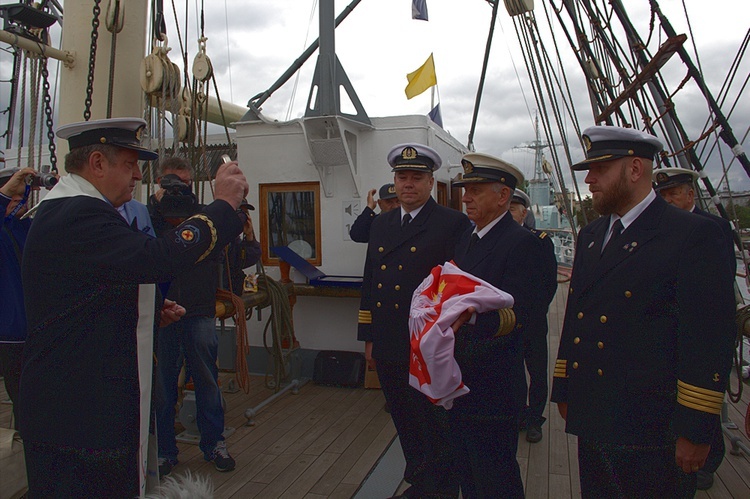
<box><xmin>205</xmin><ymin>440</ymin><xmax>235</xmax><ymax>472</ymax></box>
<box><xmin>696</xmin><ymin>470</ymin><xmax>714</xmax><ymax>490</ymax></box>
<box><xmin>526</xmin><ymin>425</ymin><xmax>543</xmax><ymax>443</ymax></box>
<box><xmin>157</xmin><ymin>457</ymin><xmax>178</xmax><ymax>478</ymax></box>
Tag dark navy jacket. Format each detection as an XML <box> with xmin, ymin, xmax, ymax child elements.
<box><xmin>358</xmin><ymin>197</ymin><xmax>470</xmax><ymax>363</ymax></box>
<box><xmin>551</xmin><ymin>195</ymin><xmax>735</xmax><ymax>445</ymax></box>
<box><xmin>20</xmin><ymin>196</ymin><xmax>242</xmax><ymax>450</ymax></box>
<box><xmin>349</xmin><ymin>206</ymin><xmax>377</xmax><ymax>243</ymax></box>
<box><xmin>451</xmin><ymin>213</ymin><xmax>547</xmax><ymax>420</ymax></box>
<box><xmin>693</xmin><ymin>206</ymin><xmax>736</xmax><ymax>275</ymax></box>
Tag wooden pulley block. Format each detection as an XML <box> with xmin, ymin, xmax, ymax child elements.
<box><xmin>180</xmin><ymin>87</ymin><xmax>192</xmax><ymax>107</ymax></box>
<box><xmin>176</xmin><ymin>114</ymin><xmax>191</xmax><ymax>143</ymax></box>
<box><xmin>105</xmin><ymin>0</ymin><xmax>125</xmax><ymax>33</ymax></box>
<box><xmin>167</xmin><ymin>60</ymin><xmax>182</xmax><ymax>99</ymax></box>
<box><xmin>140</xmin><ymin>53</ymin><xmax>164</xmax><ymax>94</ymax></box>
<box><xmin>192</xmin><ymin>52</ymin><xmax>213</xmax><ymax>81</ymax></box>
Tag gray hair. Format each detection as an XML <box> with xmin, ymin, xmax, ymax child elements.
<box><xmin>64</xmin><ymin>144</ymin><xmax>120</xmax><ymax>174</ymax></box>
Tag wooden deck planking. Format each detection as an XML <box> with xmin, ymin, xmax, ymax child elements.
<box><xmin>3</xmin><ymin>278</ymin><xmax>750</xmax><ymax>497</ymax></box>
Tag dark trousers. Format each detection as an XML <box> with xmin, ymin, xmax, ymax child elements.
<box><xmin>449</xmin><ymin>415</ymin><xmax>523</xmax><ymax>498</ymax></box>
<box><xmin>521</xmin><ymin>318</ymin><xmax>548</xmax><ymax>427</ymax></box>
<box><xmin>24</xmin><ymin>440</ymin><xmax>139</xmax><ymax>498</ymax></box>
<box><xmin>578</xmin><ymin>437</ymin><xmax>696</xmax><ymax>498</ymax></box>
<box><xmin>0</xmin><ymin>342</ymin><xmax>23</xmax><ymax>429</ymax></box>
<box><xmin>376</xmin><ymin>359</ymin><xmax>458</xmax><ymax>497</ymax></box>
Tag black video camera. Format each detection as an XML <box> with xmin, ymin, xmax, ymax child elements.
<box><xmin>158</xmin><ymin>174</ymin><xmax>198</xmax><ymax>219</ymax></box>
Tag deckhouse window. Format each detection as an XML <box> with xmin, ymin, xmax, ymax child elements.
<box><xmin>259</xmin><ymin>182</ymin><xmax>322</xmax><ymax>266</ymax></box>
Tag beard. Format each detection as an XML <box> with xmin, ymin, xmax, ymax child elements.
<box><xmin>592</xmin><ymin>163</ymin><xmax>630</xmax><ymax>215</ymax></box>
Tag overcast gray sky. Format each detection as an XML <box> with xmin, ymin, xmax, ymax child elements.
<box><xmin>2</xmin><ymin>1</ymin><xmax>748</xmax><ymax>194</ymax></box>
<box><xmin>160</xmin><ymin>0</ymin><xmax>749</xmax><ymax>193</ymax></box>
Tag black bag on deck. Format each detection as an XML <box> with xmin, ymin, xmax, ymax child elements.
<box><xmin>313</xmin><ymin>351</ymin><xmax>365</xmax><ymax>387</ymax></box>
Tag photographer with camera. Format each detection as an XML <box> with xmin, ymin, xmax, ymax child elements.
<box><xmin>0</xmin><ymin>166</ymin><xmax>47</xmax><ymax>428</ymax></box>
<box><xmin>149</xmin><ymin>156</ymin><xmax>259</xmax><ymax>477</ymax></box>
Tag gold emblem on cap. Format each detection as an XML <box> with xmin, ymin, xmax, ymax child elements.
<box><xmin>583</xmin><ymin>135</ymin><xmax>592</xmax><ymax>151</ymax></box>
<box><xmin>100</xmin><ymin>137</ymin><xmax>107</xmax><ymax>144</ymax></box>
<box><xmin>461</xmin><ymin>159</ymin><xmax>474</xmax><ymax>175</ymax></box>
<box><xmin>388</xmin><ymin>186</ymin><xmax>396</xmax><ymax>194</ymax></box>
<box><xmin>402</xmin><ymin>147</ymin><xmax>418</xmax><ymax>160</ymax></box>
<box><xmin>135</xmin><ymin>125</ymin><xmax>144</xmax><ymax>141</ymax></box>
<box><xmin>656</xmin><ymin>172</ymin><xmax>668</xmax><ymax>183</ymax></box>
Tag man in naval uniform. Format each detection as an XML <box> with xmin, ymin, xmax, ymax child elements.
<box><xmin>19</xmin><ymin>117</ymin><xmax>248</xmax><ymax>498</ymax></box>
<box><xmin>349</xmin><ymin>182</ymin><xmax>400</xmax><ymax>243</ymax></box>
<box><xmin>653</xmin><ymin>166</ymin><xmax>738</xmax><ymax>490</ymax></box>
<box><xmin>550</xmin><ymin>126</ymin><xmax>736</xmax><ymax>497</ymax></box>
<box><xmin>449</xmin><ymin>153</ymin><xmax>546</xmax><ymax>498</ymax></box>
<box><xmin>508</xmin><ymin>189</ymin><xmax>558</xmax><ymax>443</ymax></box>
<box><xmin>358</xmin><ymin>143</ymin><xmax>470</xmax><ymax>497</ymax></box>
<box><xmin>654</xmin><ymin>166</ymin><xmax>736</xmax><ymax>275</ymax></box>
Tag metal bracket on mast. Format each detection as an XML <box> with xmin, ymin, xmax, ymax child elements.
<box><xmin>301</xmin><ymin>0</ymin><xmax>370</xmax><ymax>198</ymax></box>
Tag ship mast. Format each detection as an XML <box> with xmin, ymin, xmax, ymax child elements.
<box><xmin>606</xmin><ymin>0</ymin><xmax>742</xmax><ymax>240</ymax></box>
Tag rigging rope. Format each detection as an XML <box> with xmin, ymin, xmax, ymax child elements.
<box><xmin>17</xmin><ymin>55</ymin><xmax>27</xmax><ymax>151</ymax></box>
<box><xmin>256</xmin><ymin>266</ymin><xmax>296</xmax><ymax>393</ymax></box>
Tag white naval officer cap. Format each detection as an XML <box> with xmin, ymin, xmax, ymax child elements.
<box><xmin>387</xmin><ymin>143</ymin><xmax>442</xmax><ymax>173</ymax></box>
<box><xmin>511</xmin><ymin>189</ymin><xmax>531</xmax><ymax>208</ymax></box>
<box><xmin>56</xmin><ymin>117</ymin><xmax>158</xmax><ymax>161</ymax></box>
<box><xmin>573</xmin><ymin>125</ymin><xmax>663</xmax><ymax>171</ymax></box>
<box><xmin>652</xmin><ymin>167</ymin><xmax>699</xmax><ymax>192</ymax></box>
<box><xmin>453</xmin><ymin>152</ymin><xmax>524</xmax><ymax>190</ymax></box>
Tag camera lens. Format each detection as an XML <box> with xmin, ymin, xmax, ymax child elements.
<box><xmin>38</xmin><ymin>173</ymin><xmax>58</xmax><ymax>188</ymax></box>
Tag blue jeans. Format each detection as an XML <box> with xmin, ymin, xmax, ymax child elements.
<box><xmin>155</xmin><ymin>315</ymin><xmax>224</xmax><ymax>459</ymax></box>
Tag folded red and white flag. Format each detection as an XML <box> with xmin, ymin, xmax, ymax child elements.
<box><xmin>409</xmin><ymin>260</ymin><xmax>514</xmax><ymax>409</ymax></box>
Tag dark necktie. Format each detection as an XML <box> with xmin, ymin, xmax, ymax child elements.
<box><xmin>603</xmin><ymin>219</ymin><xmax>623</xmax><ymax>252</ymax></box>
<box><xmin>402</xmin><ymin>213</ymin><xmax>412</xmax><ymax>227</ymax></box>
<box><xmin>467</xmin><ymin>233</ymin><xmax>480</xmax><ymax>252</ymax></box>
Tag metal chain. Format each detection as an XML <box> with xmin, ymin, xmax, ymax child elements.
<box><xmin>106</xmin><ymin>0</ymin><xmax>121</xmax><ymax>118</ymax></box>
<box><xmin>28</xmin><ymin>57</ymin><xmax>39</xmax><ymax>170</ymax></box>
<box><xmin>40</xmin><ymin>56</ymin><xmax>57</xmax><ymax>172</ymax></box>
<box><xmin>84</xmin><ymin>0</ymin><xmax>103</xmax><ymax>121</ymax></box>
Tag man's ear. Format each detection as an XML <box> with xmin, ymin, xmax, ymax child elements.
<box><xmin>629</xmin><ymin>157</ymin><xmax>647</xmax><ymax>183</ymax></box>
<box><xmin>499</xmin><ymin>185</ymin><xmax>512</xmax><ymax>207</ymax></box>
<box><xmin>87</xmin><ymin>151</ymin><xmax>107</xmax><ymax>179</ymax></box>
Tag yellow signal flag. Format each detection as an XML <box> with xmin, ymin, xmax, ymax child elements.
<box><xmin>405</xmin><ymin>53</ymin><xmax>437</xmax><ymax>100</ymax></box>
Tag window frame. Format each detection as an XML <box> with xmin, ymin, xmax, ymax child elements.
<box><xmin>259</xmin><ymin>182</ymin><xmax>322</xmax><ymax>266</ymax></box>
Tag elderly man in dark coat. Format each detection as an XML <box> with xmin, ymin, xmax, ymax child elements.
<box><xmin>551</xmin><ymin>126</ymin><xmax>735</xmax><ymax>498</ymax></box>
<box><xmin>449</xmin><ymin>153</ymin><xmax>547</xmax><ymax>498</ymax></box>
<box><xmin>20</xmin><ymin>117</ymin><xmax>248</xmax><ymax>498</ymax></box>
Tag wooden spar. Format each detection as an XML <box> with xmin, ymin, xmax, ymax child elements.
<box><xmin>0</xmin><ymin>29</ymin><xmax>75</xmax><ymax>66</ymax></box>
<box><xmin>595</xmin><ymin>35</ymin><xmax>686</xmax><ymax>124</ymax></box>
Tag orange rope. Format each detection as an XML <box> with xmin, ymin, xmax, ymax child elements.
<box><xmin>216</xmin><ymin>288</ymin><xmax>251</xmax><ymax>394</ymax></box>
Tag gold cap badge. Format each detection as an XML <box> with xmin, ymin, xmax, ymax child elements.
<box><xmin>401</xmin><ymin>147</ymin><xmax>417</xmax><ymax>160</ymax></box>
